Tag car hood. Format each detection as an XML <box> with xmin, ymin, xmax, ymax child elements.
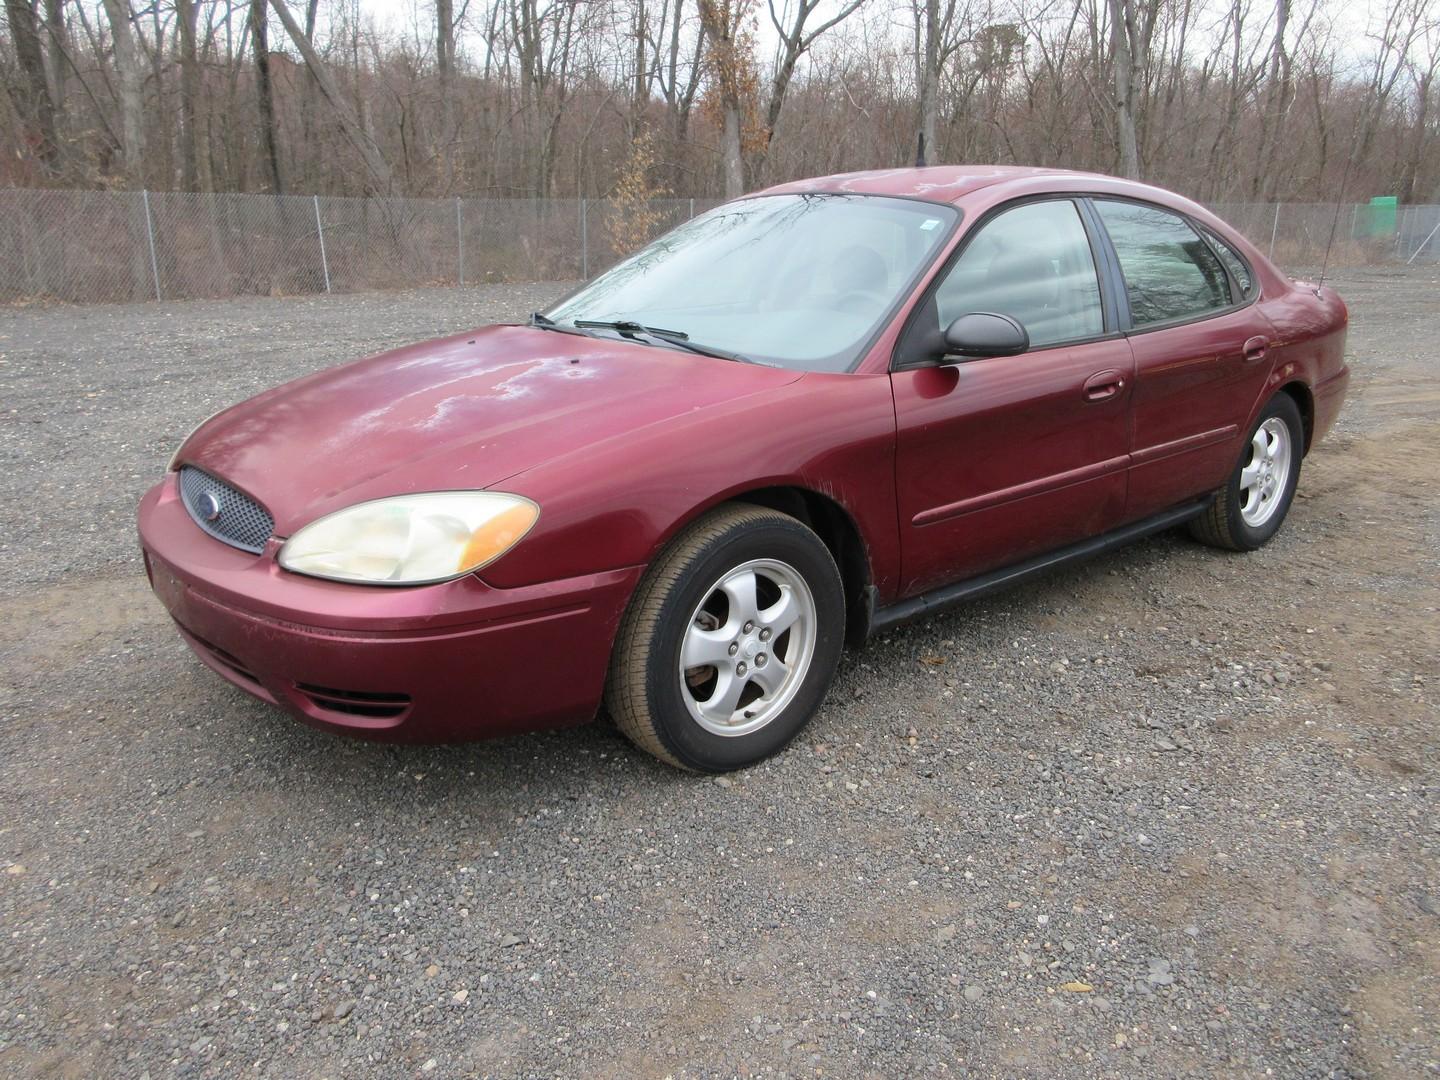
<box><xmin>179</xmin><ymin>324</ymin><xmax>805</xmax><ymax>535</ymax></box>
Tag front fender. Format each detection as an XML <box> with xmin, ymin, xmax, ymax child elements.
<box><xmin>478</xmin><ymin>372</ymin><xmax>903</xmax><ymax>601</ymax></box>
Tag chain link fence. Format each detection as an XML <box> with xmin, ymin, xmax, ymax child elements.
<box><xmin>1</xmin><ymin>188</ymin><xmax>1435</xmax><ymax>305</ymax></box>
<box><xmin>1209</xmin><ymin>201</ymin><xmax>1440</xmax><ymax>270</ymax></box>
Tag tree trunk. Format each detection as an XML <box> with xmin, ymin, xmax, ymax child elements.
<box><xmin>436</xmin><ymin>0</ymin><xmax>455</xmax><ymax>185</ymax></box>
<box><xmin>1107</xmin><ymin>0</ymin><xmax>1141</xmax><ymax>179</ymax></box>
<box><xmin>7</xmin><ymin>0</ymin><xmax>61</xmax><ymax>175</ymax></box>
<box><xmin>721</xmin><ymin>104</ymin><xmax>743</xmax><ymax>197</ymax></box>
<box><xmin>101</xmin><ymin>0</ymin><xmax>145</xmax><ymax>185</ymax></box>
<box><xmin>43</xmin><ymin>0</ymin><xmax>67</xmax><ymax>151</ymax></box>
<box><xmin>632</xmin><ymin>0</ymin><xmax>648</xmax><ymax>134</ymax></box>
<box><xmin>251</xmin><ymin>0</ymin><xmax>284</xmax><ymax>193</ymax></box>
<box><xmin>917</xmin><ymin>0</ymin><xmax>940</xmax><ymax>165</ymax></box>
<box><xmin>1400</xmin><ymin>61</ymin><xmax>1435</xmax><ymax>204</ymax></box>
<box><xmin>1252</xmin><ymin>0</ymin><xmax>1291</xmax><ymax>199</ymax></box>
<box><xmin>295</xmin><ymin>0</ymin><xmax>320</xmax><ymax>192</ymax></box>
<box><xmin>177</xmin><ymin>0</ymin><xmax>202</xmax><ymax>190</ymax></box>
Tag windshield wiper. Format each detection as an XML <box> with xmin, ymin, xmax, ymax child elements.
<box><xmin>526</xmin><ymin>311</ymin><xmax>593</xmax><ymax>338</ymax></box>
<box><xmin>573</xmin><ymin>319</ymin><xmax>755</xmax><ymax>364</ymax></box>
<box><xmin>574</xmin><ymin>318</ymin><xmax>688</xmax><ymax>340</ymax></box>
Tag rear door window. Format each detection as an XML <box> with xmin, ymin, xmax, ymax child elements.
<box><xmin>1094</xmin><ymin>200</ymin><xmax>1233</xmax><ymax>327</ymax></box>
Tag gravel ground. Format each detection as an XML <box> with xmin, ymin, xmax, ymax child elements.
<box><xmin>1</xmin><ymin>270</ymin><xmax>1437</xmax><ymax>1078</ymax></box>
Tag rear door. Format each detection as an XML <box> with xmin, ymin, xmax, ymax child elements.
<box><xmin>890</xmin><ymin>197</ymin><xmax>1133</xmax><ymax>596</ymax></box>
<box><xmin>1089</xmin><ymin>199</ymin><xmax>1277</xmax><ymax>521</ymax></box>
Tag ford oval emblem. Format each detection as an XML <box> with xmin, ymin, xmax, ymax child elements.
<box><xmin>199</xmin><ymin>491</ymin><xmax>222</xmax><ymax>522</ymax></box>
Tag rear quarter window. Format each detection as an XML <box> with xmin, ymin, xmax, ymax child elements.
<box><xmin>1201</xmin><ymin>227</ymin><xmax>1257</xmax><ymax>300</ymax></box>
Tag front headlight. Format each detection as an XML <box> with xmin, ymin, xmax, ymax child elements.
<box><xmin>278</xmin><ymin>492</ymin><xmax>539</xmax><ymax>585</ymax></box>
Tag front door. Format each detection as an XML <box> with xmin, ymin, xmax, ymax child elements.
<box><xmin>891</xmin><ymin>198</ymin><xmax>1133</xmax><ymax>597</ymax></box>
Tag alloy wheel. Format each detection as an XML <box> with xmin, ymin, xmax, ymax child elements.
<box><xmin>1239</xmin><ymin>416</ymin><xmax>1293</xmax><ymax>528</ymax></box>
<box><xmin>678</xmin><ymin>558</ymin><xmax>817</xmax><ymax>737</ymax></box>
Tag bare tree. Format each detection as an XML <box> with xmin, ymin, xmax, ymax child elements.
<box><xmin>1106</xmin><ymin>0</ymin><xmax>1158</xmax><ymax>178</ymax></box>
<box><xmin>652</xmin><ymin>0</ymin><xmax>706</xmax><ymax>186</ymax></box>
<box><xmin>42</xmin><ymin>0</ymin><xmax>68</xmax><ymax>157</ymax></box>
<box><xmin>250</xmin><ymin>0</ymin><xmax>283</xmax><ymax>192</ymax></box>
<box><xmin>267</xmin><ymin>0</ymin><xmax>395</xmax><ymax>192</ymax></box>
<box><xmin>176</xmin><ymin>0</ymin><xmax>203</xmax><ymax>189</ymax></box>
<box><xmin>1355</xmin><ymin>0</ymin><xmax>1434</xmax><ymax>168</ymax></box>
<box><xmin>436</xmin><ymin>0</ymin><xmax>456</xmax><ymax>183</ymax></box>
<box><xmin>698</xmin><ymin>0</ymin><xmax>754</xmax><ymax>197</ymax></box>
<box><xmin>912</xmin><ymin>0</ymin><xmax>980</xmax><ymax>166</ymax></box>
<box><xmin>755</xmin><ymin>0</ymin><xmax>865</xmax><ymax>179</ymax></box>
<box><xmin>101</xmin><ymin>0</ymin><xmax>145</xmax><ymax>184</ymax></box>
<box><xmin>1400</xmin><ymin>11</ymin><xmax>1440</xmax><ymax>200</ymax></box>
<box><xmin>6</xmin><ymin>0</ymin><xmax>61</xmax><ymax>174</ymax></box>
<box><xmin>1</xmin><ymin>0</ymin><xmax>1437</xmax><ymax>207</ymax></box>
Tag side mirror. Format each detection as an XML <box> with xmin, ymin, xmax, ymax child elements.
<box><xmin>940</xmin><ymin>312</ymin><xmax>1029</xmax><ymax>361</ymax></box>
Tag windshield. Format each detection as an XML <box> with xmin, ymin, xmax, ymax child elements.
<box><xmin>544</xmin><ymin>193</ymin><xmax>959</xmax><ymax>372</ymax></box>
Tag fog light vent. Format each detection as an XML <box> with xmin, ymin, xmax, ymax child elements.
<box><xmin>295</xmin><ymin>683</ymin><xmax>412</xmax><ymax>719</ymax></box>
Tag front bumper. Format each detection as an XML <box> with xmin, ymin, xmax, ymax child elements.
<box><xmin>138</xmin><ymin>475</ymin><xmax>642</xmax><ymax>742</ymax></box>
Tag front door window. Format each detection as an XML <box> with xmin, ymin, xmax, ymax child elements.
<box><xmin>932</xmin><ymin>199</ymin><xmax>1104</xmax><ymax>348</ymax></box>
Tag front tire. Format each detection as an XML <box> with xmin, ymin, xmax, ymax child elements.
<box><xmin>1189</xmin><ymin>392</ymin><xmax>1304</xmax><ymax>551</ymax></box>
<box><xmin>606</xmin><ymin>505</ymin><xmax>845</xmax><ymax>772</ymax></box>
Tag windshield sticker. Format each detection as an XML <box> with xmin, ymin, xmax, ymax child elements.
<box><xmin>920</xmin><ymin>218</ymin><xmax>941</xmax><ymax>231</ymax></box>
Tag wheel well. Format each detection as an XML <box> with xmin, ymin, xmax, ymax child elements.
<box><xmin>1277</xmin><ymin>381</ymin><xmax>1315</xmax><ymax>454</ymax></box>
<box><xmin>729</xmin><ymin>487</ymin><xmax>873</xmax><ymax>647</ymax></box>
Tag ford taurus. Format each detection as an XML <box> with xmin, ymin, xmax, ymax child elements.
<box><xmin>138</xmin><ymin>166</ymin><xmax>1349</xmax><ymax>771</ymax></box>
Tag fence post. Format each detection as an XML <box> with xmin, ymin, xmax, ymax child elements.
<box><xmin>689</xmin><ymin>197</ymin><xmax>695</xmax><ymax>219</ymax></box>
<box><xmin>1267</xmin><ymin>202</ymin><xmax>1280</xmax><ymax>261</ymax></box>
<box><xmin>1405</xmin><ymin>215</ymin><xmax>1440</xmax><ymax>264</ymax></box>
<box><xmin>312</xmin><ymin>195</ymin><xmax>331</xmax><ymax>293</ymax></box>
<box><xmin>456</xmin><ymin>197</ymin><xmax>464</xmax><ymax>286</ymax></box>
<box><xmin>142</xmin><ymin>189</ymin><xmax>162</xmax><ymax>301</ymax></box>
<box><xmin>581</xmin><ymin>198</ymin><xmax>589</xmax><ymax>279</ymax></box>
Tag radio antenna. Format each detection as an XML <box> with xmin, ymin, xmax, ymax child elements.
<box><xmin>1317</xmin><ymin>120</ymin><xmax>1364</xmax><ymax>292</ymax></box>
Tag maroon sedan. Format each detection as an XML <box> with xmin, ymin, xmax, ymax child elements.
<box><xmin>139</xmin><ymin>167</ymin><xmax>1349</xmax><ymax>771</ymax></box>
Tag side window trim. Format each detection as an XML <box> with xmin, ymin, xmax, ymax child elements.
<box><xmin>1087</xmin><ymin>195</ymin><xmax>1255</xmax><ymax>335</ymax></box>
<box><xmin>1076</xmin><ymin>197</ymin><xmax>1128</xmax><ymax>332</ymax></box>
<box><xmin>890</xmin><ymin>194</ymin><xmax>1120</xmax><ymax>370</ymax></box>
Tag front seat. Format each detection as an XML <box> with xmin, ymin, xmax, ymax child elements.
<box><xmin>830</xmin><ymin>245</ymin><xmax>888</xmax><ymax>300</ymax></box>
<box><xmin>980</xmin><ymin>248</ymin><xmax>1060</xmax><ymax>342</ymax></box>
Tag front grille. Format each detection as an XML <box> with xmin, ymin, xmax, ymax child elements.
<box><xmin>295</xmin><ymin>683</ymin><xmax>412</xmax><ymax>720</ymax></box>
<box><xmin>179</xmin><ymin>466</ymin><xmax>273</xmax><ymax>553</ymax></box>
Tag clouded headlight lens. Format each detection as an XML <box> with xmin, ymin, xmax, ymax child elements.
<box><xmin>278</xmin><ymin>492</ymin><xmax>539</xmax><ymax>585</ymax></box>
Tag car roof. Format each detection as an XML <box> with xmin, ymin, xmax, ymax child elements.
<box><xmin>752</xmin><ymin>165</ymin><xmax>1145</xmax><ymax>206</ymax></box>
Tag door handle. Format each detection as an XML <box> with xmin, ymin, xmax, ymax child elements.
<box><xmin>1083</xmin><ymin>369</ymin><xmax>1126</xmax><ymax>401</ymax></box>
<box><xmin>1243</xmin><ymin>335</ymin><xmax>1269</xmax><ymax>363</ymax></box>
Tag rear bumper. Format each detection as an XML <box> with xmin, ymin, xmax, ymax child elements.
<box><xmin>1311</xmin><ymin>364</ymin><xmax>1350</xmax><ymax>448</ymax></box>
<box><xmin>138</xmin><ymin>475</ymin><xmax>642</xmax><ymax>742</ymax></box>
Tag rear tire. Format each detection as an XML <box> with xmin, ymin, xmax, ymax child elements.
<box><xmin>1189</xmin><ymin>393</ymin><xmax>1303</xmax><ymax>551</ymax></box>
<box><xmin>606</xmin><ymin>504</ymin><xmax>845</xmax><ymax>772</ymax></box>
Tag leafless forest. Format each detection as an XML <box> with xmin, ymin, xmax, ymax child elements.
<box><xmin>1</xmin><ymin>0</ymin><xmax>1438</xmax><ymax>208</ymax></box>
